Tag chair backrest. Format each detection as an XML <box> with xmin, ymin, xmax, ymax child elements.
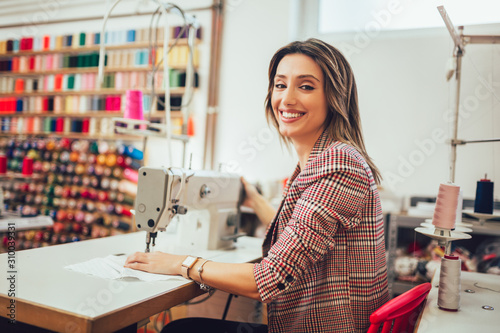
<box><xmin>367</xmin><ymin>282</ymin><xmax>432</xmax><ymax>333</ymax></box>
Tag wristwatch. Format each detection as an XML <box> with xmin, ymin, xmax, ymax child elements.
<box><xmin>181</xmin><ymin>256</ymin><xmax>199</xmax><ymax>279</ymax></box>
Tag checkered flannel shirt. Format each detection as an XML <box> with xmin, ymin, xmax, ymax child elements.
<box><xmin>253</xmin><ymin>130</ymin><xmax>389</xmax><ymax>332</ymax></box>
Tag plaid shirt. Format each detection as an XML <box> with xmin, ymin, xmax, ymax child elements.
<box><xmin>253</xmin><ymin>130</ymin><xmax>389</xmax><ymax>332</ymax></box>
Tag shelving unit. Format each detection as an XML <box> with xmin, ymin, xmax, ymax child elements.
<box><xmin>0</xmin><ymin>28</ymin><xmax>199</xmax><ymax>139</ymax></box>
<box><xmin>0</xmin><ymin>22</ymin><xmax>204</xmax><ymax>252</ymax></box>
<box><xmin>0</xmin><ymin>133</ymin><xmax>147</xmax><ymax>141</ymax></box>
<box><xmin>0</xmin><ymin>38</ymin><xmax>197</xmax><ymax>53</ymax></box>
<box><xmin>0</xmin><ymin>136</ymin><xmax>142</xmax><ymax>252</ymax></box>
<box><xmin>0</xmin><ymin>89</ymin><xmax>184</xmax><ymax>97</ymax></box>
<box><xmin>0</xmin><ymin>66</ymin><xmax>187</xmax><ymax>76</ymax></box>
<box><xmin>0</xmin><ymin>111</ymin><xmax>181</xmax><ymax>118</ymax></box>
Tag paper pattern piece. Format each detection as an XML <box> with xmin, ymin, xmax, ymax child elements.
<box><xmin>65</xmin><ymin>255</ymin><xmax>184</xmax><ymax>282</ymax></box>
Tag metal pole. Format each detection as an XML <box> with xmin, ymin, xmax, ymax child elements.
<box><xmin>453</xmin><ymin>138</ymin><xmax>500</xmax><ymax>145</ymax></box>
<box><xmin>450</xmin><ymin>48</ymin><xmax>463</xmax><ymax>184</ymax></box>
<box><xmin>203</xmin><ymin>0</ymin><xmax>223</xmax><ymax>170</ymax></box>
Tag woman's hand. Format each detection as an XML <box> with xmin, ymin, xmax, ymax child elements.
<box><xmin>124</xmin><ymin>251</ymin><xmax>185</xmax><ymax>275</ymax></box>
<box><xmin>241</xmin><ymin>177</ymin><xmax>261</xmax><ymax>210</ymax></box>
<box><xmin>241</xmin><ymin>177</ymin><xmax>277</xmax><ymax>226</ymax></box>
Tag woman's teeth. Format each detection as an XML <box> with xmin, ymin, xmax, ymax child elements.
<box><xmin>282</xmin><ymin>112</ymin><xmax>304</xmax><ymax>119</ymax></box>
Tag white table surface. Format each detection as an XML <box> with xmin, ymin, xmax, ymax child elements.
<box><xmin>416</xmin><ymin>270</ymin><xmax>500</xmax><ymax>332</ymax></box>
<box><xmin>0</xmin><ymin>231</ymin><xmax>263</xmax><ymax>332</ymax></box>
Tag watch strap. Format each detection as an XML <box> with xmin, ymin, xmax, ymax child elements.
<box><xmin>181</xmin><ymin>256</ymin><xmax>199</xmax><ymax>279</ymax></box>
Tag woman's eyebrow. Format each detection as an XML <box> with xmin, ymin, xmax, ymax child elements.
<box><xmin>275</xmin><ymin>74</ymin><xmax>320</xmax><ymax>82</ymax></box>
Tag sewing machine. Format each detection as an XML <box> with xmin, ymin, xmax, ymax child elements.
<box><xmin>134</xmin><ymin>167</ymin><xmax>245</xmax><ymax>253</ymax></box>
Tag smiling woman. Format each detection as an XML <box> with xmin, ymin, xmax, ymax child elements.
<box><xmin>126</xmin><ymin>38</ymin><xmax>389</xmax><ymax>333</ymax></box>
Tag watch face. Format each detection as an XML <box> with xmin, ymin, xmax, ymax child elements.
<box><xmin>183</xmin><ymin>256</ymin><xmax>197</xmax><ymax>267</ymax></box>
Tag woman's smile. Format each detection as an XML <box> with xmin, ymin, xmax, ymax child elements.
<box><xmin>279</xmin><ymin>109</ymin><xmax>306</xmax><ymax>122</ymax></box>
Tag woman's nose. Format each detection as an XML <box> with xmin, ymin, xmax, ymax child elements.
<box><xmin>282</xmin><ymin>88</ymin><xmax>296</xmax><ymax>106</ymax></box>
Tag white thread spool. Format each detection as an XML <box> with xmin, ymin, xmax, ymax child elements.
<box><xmin>438</xmin><ymin>255</ymin><xmax>461</xmax><ymax>311</ymax></box>
<box><xmin>88</xmin><ymin>118</ymin><xmax>97</xmax><ymax>136</ymax></box>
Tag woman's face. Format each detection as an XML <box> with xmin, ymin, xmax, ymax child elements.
<box><xmin>271</xmin><ymin>53</ymin><xmax>328</xmax><ymax>144</ymax></box>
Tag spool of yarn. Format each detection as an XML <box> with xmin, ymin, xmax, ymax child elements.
<box><xmin>187</xmin><ymin>116</ymin><xmax>195</xmax><ymax>136</ymax></box>
<box><xmin>474</xmin><ymin>175</ymin><xmax>494</xmax><ymax>214</ymax></box>
<box><xmin>89</xmin><ymin>118</ymin><xmax>97</xmax><ymax>135</ymax></box>
<box><xmin>124</xmin><ymin>145</ymin><xmax>143</xmax><ymax>160</ymax></box>
<box><xmin>432</xmin><ymin>183</ymin><xmax>460</xmax><ymax>229</ymax></box>
<box><xmin>123</xmin><ymin>168</ymin><xmax>138</xmax><ymax>183</ymax></box>
<box><xmin>15</xmin><ymin>78</ymin><xmax>24</xmax><ymax>93</ymax></box>
<box><xmin>22</xmin><ymin>157</ymin><xmax>34</xmax><ymax>176</ymax></box>
<box><xmin>118</xmin><ymin>179</ymin><xmax>138</xmax><ymax>197</ymax></box>
<box><xmin>438</xmin><ymin>255</ymin><xmax>461</xmax><ymax>311</ymax></box>
<box><xmin>17</xmin><ymin>118</ymin><xmax>24</xmax><ymax>133</ymax></box>
<box><xmin>56</xmin><ymin>118</ymin><xmax>64</xmax><ymax>132</ymax></box>
<box><xmin>124</xmin><ymin>89</ymin><xmax>145</xmax><ymax>129</ymax></box>
<box><xmin>0</xmin><ymin>154</ymin><xmax>7</xmax><ymax>174</ymax></box>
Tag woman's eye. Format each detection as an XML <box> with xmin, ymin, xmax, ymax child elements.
<box><xmin>300</xmin><ymin>85</ymin><xmax>314</xmax><ymax>91</ymax></box>
<box><xmin>275</xmin><ymin>84</ymin><xmax>286</xmax><ymax>89</ymax></box>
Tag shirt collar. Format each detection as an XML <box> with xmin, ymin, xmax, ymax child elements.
<box><xmin>305</xmin><ymin>129</ymin><xmax>333</xmax><ymax>167</ymax></box>
<box><xmin>287</xmin><ymin>129</ymin><xmax>334</xmax><ymax>185</ymax></box>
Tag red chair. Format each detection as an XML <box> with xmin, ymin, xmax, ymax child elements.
<box><xmin>367</xmin><ymin>282</ymin><xmax>432</xmax><ymax>333</ymax></box>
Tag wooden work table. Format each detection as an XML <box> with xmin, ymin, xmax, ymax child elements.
<box><xmin>416</xmin><ymin>269</ymin><xmax>500</xmax><ymax>332</ymax></box>
<box><xmin>0</xmin><ymin>231</ymin><xmax>263</xmax><ymax>332</ymax></box>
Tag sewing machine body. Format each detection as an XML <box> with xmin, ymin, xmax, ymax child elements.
<box><xmin>134</xmin><ymin>167</ymin><xmax>243</xmax><ymax>252</ymax></box>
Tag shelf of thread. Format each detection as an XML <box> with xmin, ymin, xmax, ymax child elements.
<box><xmin>0</xmin><ymin>137</ymin><xmax>142</xmax><ymax>253</ymax></box>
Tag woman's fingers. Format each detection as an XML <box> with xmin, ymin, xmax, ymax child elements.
<box><xmin>125</xmin><ymin>251</ymin><xmax>148</xmax><ymax>265</ymax></box>
<box><xmin>124</xmin><ymin>261</ymin><xmax>149</xmax><ymax>272</ymax></box>
<box><xmin>124</xmin><ymin>251</ymin><xmax>176</xmax><ymax>275</ymax></box>
<box><xmin>241</xmin><ymin>177</ymin><xmax>260</xmax><ymax>209</ymax></box>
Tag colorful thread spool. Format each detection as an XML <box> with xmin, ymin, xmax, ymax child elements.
<box><xmin>0</xmin><ymin>154</ymin><xmax>7</xmax><ymax>174</ymax></box>
<box><xmin>124</xmin><ymin>145</ymin><xmax>143</xmax><ymax>160</ymax></box>
<box><xmin>118</xmin><ymin>179</ymin><xmax>138</xmax><ymax>196</ymax></box>
<box><xmin>124</xmin><ymin>90</ymin><xmax>144</xmax><ymax>120</ymax></box>
<box><xmin>474</xmin><ymin>175</ymin><xmax>494</xmax><ymax>214</ymax></box>
<box><xmin>15</xmin><ymin>78</ymin><xmax>24</xmax><ymax>93</ymax></box>
<box><xmin>22</xmin><ymin>157</ymin><xmax>34</xmax><ymax>176</ymax></box>
<box><xmin>123</xmin><ymin>168</ymin><xmax>138</xmax><ymax>183</ymax></box>
<box><xmin>432</xmin><ymin>183</ymin><xmax>460</xmax><ymax>230</ymax></box>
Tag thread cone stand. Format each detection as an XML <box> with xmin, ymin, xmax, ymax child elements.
<box><xmin>462</xmin><ymin>209</ymin><xmax>500</xmax><ymax>225</ymax></box>
<box><xmin>415</xmin><ymin>225</ymin><xmax>470</xmax><ymax>255</ymax></box>
<box><xmin>415</xmin><ymin>224</ymin><xmax>469</xmax><ymax>311</ymax></box>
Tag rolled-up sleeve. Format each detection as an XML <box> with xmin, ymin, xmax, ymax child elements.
<box><xmin>253</xmin><ymin>168</ymin><xmax>370</xmax><ymax>302</ymax></box>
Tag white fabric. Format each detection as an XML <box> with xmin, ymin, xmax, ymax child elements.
<box><xmin>65</xmin><ymin>255</ymin><xmax>184</xmax><ymax>282</ymax></box>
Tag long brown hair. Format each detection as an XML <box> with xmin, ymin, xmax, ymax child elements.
<box><xmin>265</xmin><ymin>38</ymin><xmax>382</xmax><ymax>184</ymax></box>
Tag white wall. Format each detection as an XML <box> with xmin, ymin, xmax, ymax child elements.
<box><xmin>216</xmin><ymin>1</ymin><xmax>500</xmax><ymax>205</ymax></box>
<box><xmin>214</xmin><ymin>0</ymin><xmax>297</xmax><ymax>187</ymax></box>
<box><xmin>316</xmin><ymin>25</ymin><xmax>500</xmax><ymax>203</ymax></box>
